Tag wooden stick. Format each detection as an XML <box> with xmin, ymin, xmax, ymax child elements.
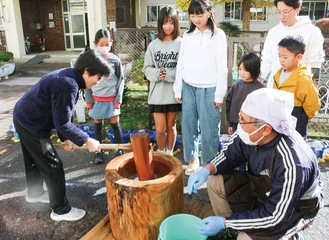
<box><xmin>53</xmin><ymin>143</ymin><xmax>132</xmax><ymax>150</ymax></box>
<box><xmin>130</xmin><ymin>132</ymin><xmax>155</xmax><ymax>180</ymax></box>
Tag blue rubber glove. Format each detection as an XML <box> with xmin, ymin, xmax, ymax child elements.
<box><xmin>187</xmin><ymin>168</ymin><xmax>210</xmax><ymax>194</ymax></box>
<box><xmin>195</xmin><ymin>216</ymin><xmax>226</xmax><ymax>236</ymax></box>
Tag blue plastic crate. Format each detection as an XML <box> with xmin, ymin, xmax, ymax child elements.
<box><xmin>107</xmin><ymin>128</ymin><xmax>131</xmax><ymax>143</ymax></box>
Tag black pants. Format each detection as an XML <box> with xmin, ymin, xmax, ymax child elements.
<box><xmin>14</xmin><ymin>121</ymin><xmax>71</xmax><ymax>214</ymax></box>
<box><xmin>224</xmin><ymin>172</ymin><xmax>320</xmax><ymax>239</ymax></box>
<box><xmin>292</xmin><ymin>107</ymin><xmax>308</xmax><ymax>138</ymax></box>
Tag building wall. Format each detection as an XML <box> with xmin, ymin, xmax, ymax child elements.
<box><xmin>106</xmin><ymin>0</ymin><xmax>136</xmax><ymax>29</ymax></box>
<box><xmin>106</xmin><ymin>0</ymin><xmax>116</xmax><ymax>29</ymax></box>
<box><xmin>106</xmin><ymin>0</ymin><xmax>116</xmax><ymax>22</ymax></box>
<box><xmin>116</xmin><ymin>0</ymin><xmax>135</xmax><ymax>28</ymax></box>
<box><xmin>19</xmin><ymin>0</ymin><xmax>64</xmax><ymax>51</ymax></box>
<box><xmin>137</xmin><ymin>0</ymin><xmax>283</xmax><ymax>31</ymax></box>
<box><xmin>39</xmin><ymin>0</ymin><xmax>65</xmax><ymax>51</ymax></box>
<box><xmin>0</xmin><ymin>31</ymin><xmax>7</xmax><ymax>51</ymax></box>
<box><xmin>19</xmin><ymin>0</ymin><xmax>42</xmax><ymax>46</ymax></box>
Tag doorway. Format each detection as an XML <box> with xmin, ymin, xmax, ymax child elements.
<box><xmin>62</xmin><ymin>0</ymin><xmax>88</xmax><ymax>51</ymax></box>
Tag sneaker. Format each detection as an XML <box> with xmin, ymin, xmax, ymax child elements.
<box><xmin>94</xmin><ymin>152</ymin><xmax>104</xmax><ymax>164</ymax></box>
<box><xmin>50</xmin><ymin>207</ymin><xmax>86</xmax><ymax>221</ymax></box>
<box><xmin>165</xmin><ymin>149</ymin><xmax>173</xmax><ymax>156</ymax></box>
<box><xmin>185</xmin><ymin>159</ymin><xmax>200</xmax><ymax>175</ymax></box>
<box><xmin>26</xmin><ymin>191</ymin><xmax>50</xmax><ymax>204</ymax></box>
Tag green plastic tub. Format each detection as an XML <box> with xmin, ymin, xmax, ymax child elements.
<box><xmin>158</xmin><ymin>214</ymin><xmax>208</xmax><ymax>240</ymax></box>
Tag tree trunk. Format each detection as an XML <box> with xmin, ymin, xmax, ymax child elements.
<box><xmin>242</xmin><ymin>0</ymin><xmax>252</xmax><ymax>33</ymax></box>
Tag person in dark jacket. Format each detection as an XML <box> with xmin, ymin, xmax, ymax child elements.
<box><xmin>226</xmin><ymin>52</ymin><xmax>264</xmax><ymax>136</ymax></box>
<box><xmin>13</xmin><ymin>50</ymin><xmax>112</xmax><ymax>222</ymax></box>
<box><xmin>188</xmin><ymin>88</ymin><xmax>323</xmax><ymax>239</ymax></box>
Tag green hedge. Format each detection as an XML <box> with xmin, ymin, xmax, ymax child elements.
<box><xmin>0</xmin><ymin>51</ymin><xmax>14</xmax><ymax>62</ymax></box>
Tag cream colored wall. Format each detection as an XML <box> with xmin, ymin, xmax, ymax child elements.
<box><xmin>136</xmin><ymin>1</ymin><xmax>285</xmax><ymax>31</ymax></box>
<box><xmin>3</xmin><ymin>0</ymin><xmax>25</xmax><ymax>59</ymax></box>
<box><xmin>3</xmin><ymin>0</ymin><xmax>107</xmax><ymax>58</ymax></box>
<box><xmin>87</xmin><ymin>0</ymin><xmax>107</xmax><ymax>49</ymax></box>
<box><xmin>215</xmin><ymin>6</ymin><xmax>280</xmax><ymax>31</ymax></box>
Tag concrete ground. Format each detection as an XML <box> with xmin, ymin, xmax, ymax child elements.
<box><xmin>0</xmin><ymin>61</ymin><xmax>328</xmax><ymax>240</ymax></box>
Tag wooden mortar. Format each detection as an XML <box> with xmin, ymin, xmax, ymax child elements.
<box><xmin>105</xmin><ymin>150</ymin><xmax>184</xmax><ymax>240</ymax></box>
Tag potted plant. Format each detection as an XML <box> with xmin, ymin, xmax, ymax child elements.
<box><xmin>0</xmin><ymin>51</ymin><xmax>15</xmax><ymax>80</ymax></box>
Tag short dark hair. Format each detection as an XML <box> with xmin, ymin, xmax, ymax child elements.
<box><xmin>74</xmin><ymin>49</ymin><xmax>112</xmax><ymax>77</ymax></box>
<box><xmin>157</xmin><ymin>6</ymin><xmax>180</xmax><ymax>41</ymax></box>
<box><xmin>187</xmin><ymin>0</ymin><xmax>217</xmax><ymax>35</ymax></box>
<box><xmin>238</xmin><ymin>52</ymin><xmax>261</xmax><ymax>81</ymax></box>
<box><xmin>94</xmin><ymin>29</ymin><xmax>111</xmax><ymax>44</ymax></box>
<box><xmin>278</xmin><ymin>35</ymin><xmax>306</xmax><ymax>55</ymax></box>
<box><xmin>274</xmin><ymin>0</ymin><xmax>302</xmax><ymax>9</ymax></box>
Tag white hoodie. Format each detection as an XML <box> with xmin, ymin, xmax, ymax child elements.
<box><xmin>261</xmin><ymin>16</ymin><xmax>324</xmax><ymax>88</ymax></box>
<box><xmin>174</xmin><ymin>27</ymin><xmax>228</xmax><ymax>103</ymax></box>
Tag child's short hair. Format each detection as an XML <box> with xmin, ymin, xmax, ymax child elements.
<box><xmin>278</xmin><ymin>35</ymin><xmax>306</xmax><ymax>55</ymax></box>
<box><xmin>75</xmin><ymin>49</ymin><xmax>112</xmax><ymax>77</ymax></box>
<box><xmin>94</xmin><ymin>29</ymin><xmax>111</xmax><ymax>44</ymax></box>
<box><xmin>238</xmin><ymin>52</ymin><xmax>260</xmax><ymax>81</ymax></box>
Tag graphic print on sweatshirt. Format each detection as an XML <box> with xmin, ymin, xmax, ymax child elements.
<box><xmin>154</xmin><ymin>50</ymin><xmax>179</xmax><ymax>68</ymax></box>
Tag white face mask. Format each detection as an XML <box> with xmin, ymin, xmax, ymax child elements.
<box><xmin>96</xmin><ymin>46</ymin><xmax>110</xmax><ymax>55</ymax></box>
<box><xmin>237</xmin><ymin>124</ymin><xmax>265</xmax><ymax>146</ymax></box>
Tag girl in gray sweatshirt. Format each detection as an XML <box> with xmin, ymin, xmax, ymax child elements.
<box><xmin>142</xmin><ymin>6</ymin><xmax>182</xmax><ymax>156</ymax></box>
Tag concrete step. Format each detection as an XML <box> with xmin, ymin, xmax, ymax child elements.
<box><xmin>16</xmin><ymin>51</ymin><xmax>80</xmax><ymax>64</ymax></box>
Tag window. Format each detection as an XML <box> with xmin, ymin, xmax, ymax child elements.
<box><xmin>178</xmin><ymin>10</ymin><xmax>189</xmax><ymax>21</ymax></box>
<box><xmin>300</xmin><ymin>1</ymin><xmax>328</xmax><ymax>21</ymax></box>
<box><xmin>250</xmin><ymin>7</ymin><xmax>267</xmax><ymax>21</ymax></box>
<box><xmin>147</xmin><ymin>6</ymin><xmax>159</xmax><ymax>22</ymax></box>
<box><xmin>62</xmin><ymin>0</ymin><xmax>87</xmax><ymax>13</ymax></box>
<box><xmin>224</xmin><ymin>1</ymin><xmax>267</xmax><ymax>21</ymax></box>
<box><xmin>146</xmin><ymin>5</ymin><xmax>188</xmax><ymax>22</ymax></box>
<box><xmin>225</xmin><ymin>2</ymin><xmax>242</xmax><ymax>21</ymax></box>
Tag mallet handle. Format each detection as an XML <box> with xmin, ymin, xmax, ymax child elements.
<box><xmin>53</xmin><ymin>143</ymin><xmax>132</xmax><ymax>150</ymax></box>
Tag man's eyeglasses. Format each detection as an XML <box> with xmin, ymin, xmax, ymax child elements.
<box><xmin>276</xmin><ymin>8</ymin><xmax>294</xmax><ymax>16</ymax></box>
<box><xmin>238</xmin><ymin>113</ymin><xmax>258</xmax><ymax>125</ymax></box>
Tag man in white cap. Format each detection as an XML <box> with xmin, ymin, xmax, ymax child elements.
<box><xmin>188</xmin><ymin>88</ymin><xmax>322</xmax><ymax>240</ymax></box>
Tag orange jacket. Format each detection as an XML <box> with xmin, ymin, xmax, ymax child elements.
<box><xmin>272</xmin><ymin>64</ymin><xmax>320</xmax><ymax>119</ymax></box>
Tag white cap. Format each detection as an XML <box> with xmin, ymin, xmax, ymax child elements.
<box><xmin>241</xmin><ymin>88</ymin><xmax>297</xmax><ymax>136</ymax></box>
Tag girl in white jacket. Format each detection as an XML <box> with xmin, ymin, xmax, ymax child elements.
<box><xmin>173</xmin><ymin>0</ymin><xmax>228</xmax><ymax>175</ymax></box>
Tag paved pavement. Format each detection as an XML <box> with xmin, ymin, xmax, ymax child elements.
<box><xmin>0</xmin><ymin>62</ymin><xmax>328</xmax><ymax>239</ymax></box>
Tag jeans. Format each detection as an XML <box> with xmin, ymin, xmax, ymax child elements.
<box><xmin>182</xmin><ymin>81</ymin><xmax>221</xmax><ymax>165</ymax></box>
<box><xmin>14</xmin><ymin>121</ymin><xmax>71</xmax><ymax>214</ymax></box>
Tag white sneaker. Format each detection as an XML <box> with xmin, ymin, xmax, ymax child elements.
<box><xmin>185</xmin><ymin>159</ymin><xmax>200</xmax><ymax>175</ymax></box>
<box><xmin>26</xmin><ymin>191</ymin><xmax>50</xmax><ymax>204</ymax></box>
<box><xmin>165</xmin><ymin>149</ymin><xmax>173</xmax><ymax>156</ymax></box>
<box><xmin>50</xmin><ymin>207</ymin><xmax>86</xmax><ymax>221</ymax></box>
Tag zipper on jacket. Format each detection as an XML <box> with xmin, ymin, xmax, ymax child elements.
<box><xmin>200</xmin><ymin>32</ymin><xmax>203</xmax><ymax>47</ymax></box>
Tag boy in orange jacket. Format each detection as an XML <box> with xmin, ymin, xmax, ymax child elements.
<box><xmin>272</xmin><ymin>35</ymin><xmax>320</xmax><ymax>138</ymax></box>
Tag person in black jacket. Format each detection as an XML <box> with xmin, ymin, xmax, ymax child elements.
<box><xmin>13</xmin><ymin>50</ymin><xmax>112</xmax><ymax>222</ymax></box>
<box><xmin>226</xmin><ymin>53</ymin><xmax>264</xmax><ymax>136</ymax></box>
<box><xmin>188</xmin><ymin>88</ymin><xmax>322</xmax><ymax>239</ymax></box>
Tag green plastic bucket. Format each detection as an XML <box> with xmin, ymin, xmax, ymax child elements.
<box><xmin>158</xmin><ymin>214</ymin><xmax>208</xmax><ymax>240</ymax></box>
